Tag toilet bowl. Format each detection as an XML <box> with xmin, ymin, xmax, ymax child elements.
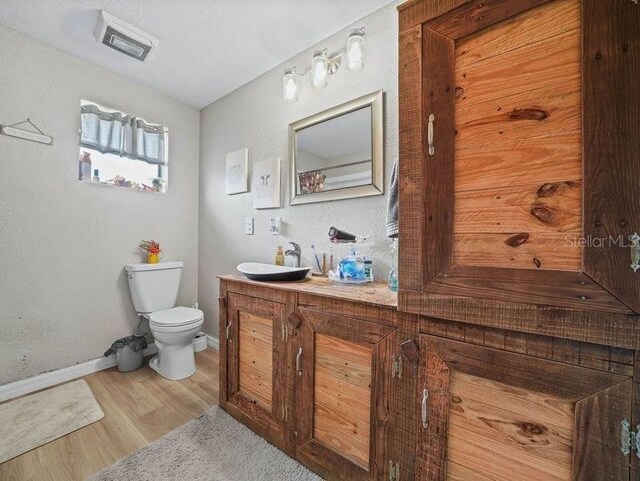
<box><xmin>125</xmin><ymin>262</ymin><xmax>203</xmax><ymax>381</ymax></box>
<box><xmin>147</xmin><ymin>306</ymin><xmax>204</xmax><ymax>380</ymax></box>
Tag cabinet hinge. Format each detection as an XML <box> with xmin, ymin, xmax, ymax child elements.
<box><xmin>621</xmin><ymin>419</ymin><xmax>640</xmax><ymax>458</ymax></box>
<box><xmin>388</xmin><ymin>460</ymin><xmax>400</xmax><ymax>481</ymax></box>
<box><xmin>392</xmin><ymin>355</ymin><xmax>403</xmax><ymax>380</ymax></box>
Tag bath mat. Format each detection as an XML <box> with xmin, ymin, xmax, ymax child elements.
<box><xmin>0</xmin><ymin>379</ymin><xmax>104</xmax><ymax>464</ymax></box>
<box><xmin>87</xmin><ymin>406</ymin><xmax>322</xmax><ymax>481</ymax></box>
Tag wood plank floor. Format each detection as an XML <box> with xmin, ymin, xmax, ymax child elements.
<box><xmin>0</xmin><ymin>348</ymin><xmax>219</xmax><ymax>481</ymax></box>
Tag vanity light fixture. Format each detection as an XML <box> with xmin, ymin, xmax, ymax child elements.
<box><xmin>283</xmin><ymin>68</ymin><xmax>299</xmax><ymax>103</ymax></box>
<box><xmin>311</xmin><ymin>50</ymin><xmax>329</xmax><ymax>89</ymax></box>
<box><xmin>346</xmin><ymin>28</ymin><xmax>365</xmax><ymax>72</ymax></box>
<box><xmin>282</xmin><ymin>27</ymin><xmax>366</xmax><ymax>102</ymax></box>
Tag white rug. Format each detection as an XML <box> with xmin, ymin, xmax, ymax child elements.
<box><xmin>0</xmin><ymin>379</ymin><xmax>104</xmax><ymax>464</ymax></box>
<box><xmin>88</xmin><ymin>406</ymin><xmax>322</xmax><ymax>481</ymax></box>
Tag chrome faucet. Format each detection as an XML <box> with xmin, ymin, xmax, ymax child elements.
<box><xmin>284</xmin><ymin>242</ymin><xmax>301</xmax><ymax>268</ymax></box>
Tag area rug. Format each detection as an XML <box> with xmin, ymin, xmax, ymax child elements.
<box><xmin>87</xmin><ymin>406</ymin><xmax>322</xmax><ymax>481</ymax></box>
<box><xmin>0</xmin><ymin>379</ymin><xmax>104</xmax><ymax>463</ymax></box>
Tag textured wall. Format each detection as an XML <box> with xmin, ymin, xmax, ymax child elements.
<box><xmin>0</xmin><ymin>25</ymin><xmax>200</xmax><ymax>384</ymax></box>
<box><xmin>199</xmin><ymin>4</ymin><xmax>398</xmax><ymax>338</ymax></box>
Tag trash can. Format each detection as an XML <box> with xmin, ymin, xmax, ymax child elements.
<box><xmin>116</xmin><ymin>343</ymin><xmax>144</xmax><ymax>372</ymax></box>
<box><xmin>104</xmin><ymin>335</ymin><xmax>147</xmax><ymax>372</ymax></box>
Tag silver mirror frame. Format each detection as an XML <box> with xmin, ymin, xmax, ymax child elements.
<box><xmin>289</xmin><ymin>89</ymin><xmax>384</xmax><ymax>205</ymax></box>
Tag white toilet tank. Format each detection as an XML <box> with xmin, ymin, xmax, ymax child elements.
<box><xmin>125</xmin><ymin>261</ymin><xmax>183</xmax><ymax>314</ymax></box>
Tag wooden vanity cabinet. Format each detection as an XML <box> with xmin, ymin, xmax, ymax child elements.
<box><xmin>291</xmin><ymin>307</ymin><xmax>397</xmax><ymax>481</ymax></box>
<box><xmin>415</xmin><ymin>334</ymin><xmax>635</xmax><ymax>481</ymax></box>
<box><xmin>219</xmin><ymin>277</ymin><xmax>401</xmax><ymax>480</ymax></box>
<box><xmin>397</xmin><ymin>0</ymin><xmax>640</xmax><ymax>325</ymax></box>
<box><xmin>220</xmin><ymin>291</ymin><xmax>293</xmax><ymax>451</ymax></box>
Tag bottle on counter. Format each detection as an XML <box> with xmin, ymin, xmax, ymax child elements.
<box><xmin>79</xmin><ymin>151</ymin><xmax>92</xmax><ymax>182</ymax></box>
<box><xmin>92</xmin><ymin>169</ymin><xmax>100</xmax><ymax>183</ymax></box>
<box><xmin>364</xmin><ymin>260</ymin><xmax>374</xmax><ymax>282</ymax></box>
<box><xmin>275</xmin><ymin>246</ymin><xmax>285</xmax><ymax>266</ymax></box>
<box><xmin>388</xmin><ymin>238</ymin><xmax>398</xmax><ymax>292</ymax></box>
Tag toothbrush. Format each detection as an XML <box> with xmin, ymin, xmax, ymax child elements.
<box><xmin>311</xmin><ymin>245</ymin><xmax>322</xmax><ymax>271</ymax></box>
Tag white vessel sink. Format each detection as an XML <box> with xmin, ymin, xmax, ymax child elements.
<box><xmin>237</xmin><ymin>262</ymin><xmax>311</xmax><ymax>282</ymax></box>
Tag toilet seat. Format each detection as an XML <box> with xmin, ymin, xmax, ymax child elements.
<box><xmin>150</xmin><ymin>318</ymin><xmax>203</xmax><ymax>333</ymax></box>
<box><xmin>149</xmin><ymin>306</ymin><xmax>204</xmax><ymax>328</ymax></box>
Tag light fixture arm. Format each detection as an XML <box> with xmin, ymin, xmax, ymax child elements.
<box><xmin>291</xmin><ymin>51</ymin><xmax>344</xmax><ymax>77</ymax></box>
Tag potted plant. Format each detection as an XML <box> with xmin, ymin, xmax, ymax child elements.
<box><xmin>139</xmin><ymin>240</ymin><xmax>162</xmax><ymax>264</ymax></box>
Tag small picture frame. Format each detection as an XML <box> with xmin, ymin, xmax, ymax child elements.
<box><xmin>225</xmin><ymin>148</ymin><xmax>249</xmax><ymax>195</ymax></box>
<box><xmin>253</xmin><ymin>158</ymin><xmax>281</xmax><ymax>209</ymax></box>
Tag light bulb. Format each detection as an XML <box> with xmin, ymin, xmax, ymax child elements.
<box><xmin>346</xmin><ymin>29</ymin><xmax>365</xmax><ymax>72</ymax></box>
<box><xmin>283</xmin><ymin>68</ymin><xmax>298</xmax><ymax>103</ymax></box>
<box><xmin>311</xmin><ymin>50</ymin><xmax>328</xmax><ymax>89</ymax></box>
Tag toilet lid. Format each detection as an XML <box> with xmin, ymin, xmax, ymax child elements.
<box><xmin>149</xmin><ymin>307</ymin><xmax>203</xmax><ymax>327</ymax></box>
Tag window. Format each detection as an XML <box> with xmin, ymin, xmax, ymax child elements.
<box><xmin>78</xmin><ymin>100</ymin><xmax>168</xmax><ymax>193</ymax></box>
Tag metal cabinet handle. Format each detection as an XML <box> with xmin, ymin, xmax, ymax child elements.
<box><xmin>421</xmin><ymin>388</ymin><xmax>430</xmax><ymax>428</ymax></box>
<box><xmin>226</xmin><ymin>323</ymin><xmax>231</xmax><ymax>341</ymax></box>
<box><xmin>427</xmin><ymin>114</ymin><xmax>435</xmax><ymax>156</ymax></box>
<box><xmin>296</xmin><ymin>347</ymin><xmax>303</xmax><ymax>375</ymax></box>
<box><xmin>631</xmin><ymin>233</ymin><xmax>640</xmax><ymax>272</ymax></box>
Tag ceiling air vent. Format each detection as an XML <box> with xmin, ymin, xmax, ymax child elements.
<box><xmin>94</xmin><ymin>10</ymin><xmax>159</xmax><ymax>62</ymax></box>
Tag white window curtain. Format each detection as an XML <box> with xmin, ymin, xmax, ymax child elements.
<box><xmin>80</xmin><ymin>104</ymin><xmax>167</xmax><ymax>165</ymax></box>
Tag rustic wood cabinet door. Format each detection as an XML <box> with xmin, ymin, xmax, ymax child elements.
<box><xmin>292</xmin><ymin>308</ymin><xmax>396</xmax><ymax>481</ymax></box>
<box><xmin>223</xmin><ymin>292</ymin><xmax>290</xmax><ymax>450</ymax></box>
<box><xmin>398</xmin><ymin>0</ymin><xmax>640</xmax><ymax>318</ymax></box>
<box><xmin>415</xmin><ymin>335</ymin><xmax>634</xmax><ymax>480</ymax></box>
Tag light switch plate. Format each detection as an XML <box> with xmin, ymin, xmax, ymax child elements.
<box><xmin>245</xmin><ymin>217</ymin><xmax>254</xmax><ymax>235</ymax></box>
<box><xmin>269</xmin><ymin>217</ymin><xmax>281</xmax><ymax>235</ymax></box>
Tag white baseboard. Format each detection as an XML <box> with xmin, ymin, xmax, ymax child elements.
<box><xmin>0</xmin><ymin>344</ymin><xmax>158</xmax><ymax>404</ymax></box>
<box><xmin>206</xmin><ymin>335</ymin><xmax>219</xmax><ymax>350</ymax></box>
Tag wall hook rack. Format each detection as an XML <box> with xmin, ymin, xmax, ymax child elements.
<box><xmin>0</xmin><ymin>118</ymin><xmax>53</xmax><ymax>145</ymax></box>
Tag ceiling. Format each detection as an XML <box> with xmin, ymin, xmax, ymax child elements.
<box><xmin>0</xmin><ymin>0</ymin><xmax>394</xmax><ymax>109</ymax></box>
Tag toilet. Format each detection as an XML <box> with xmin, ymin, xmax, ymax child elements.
<box><xmin>125</xmin><ymin>261</ymin><xmax>204</xmax><ymax>380</ymax></box>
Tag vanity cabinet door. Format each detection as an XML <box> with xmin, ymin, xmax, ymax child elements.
<box><xmin>398</xmin><ymin>0</ymin><xmax>640</xmax><ymax>318</ymax></box>
<box><xmin>415</xmin><ymin>335</ymin><xmax>634</xmax><ymax>481</ymax></box>
<box><xmin>223</xmin><ymin>292</ymin><xmax>290</xmax><ymax>450</ymax></box>
<box><xmin>292</xmin><ymin>308</ymin><xmax>396</xmax><ymax>481</ymax></box>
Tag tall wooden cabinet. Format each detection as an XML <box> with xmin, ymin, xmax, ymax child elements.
<box><xmin>397</xmin><ymin>0</ymin><xmax>640</xmax><ymax>479</ymax></box>
<box><xmin>397</xmin><ymin>0</ymin><xmax>640</xmax><ymax>334</ymax></box>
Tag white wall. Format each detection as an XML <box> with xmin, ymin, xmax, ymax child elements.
<box><xmin>0</xmin><ymin>25</ymin><xmax>200</xmax><ymax>385</ymax></box>
<box><xmin>199</xmin><ymin>4</ymin><xmax>398</xmax><ymax>337</ymax></box>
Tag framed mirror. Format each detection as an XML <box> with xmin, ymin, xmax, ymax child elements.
<box><xmin>289</xmin><ymin>90</ymin><xmax>384</xmax><ymax>205</ymax></box>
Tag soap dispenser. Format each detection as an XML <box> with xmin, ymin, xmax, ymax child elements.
<box><xmin>275</xmin><ymin>246</ymin><xmax>285</xmax><ymax>266</ymax></box>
